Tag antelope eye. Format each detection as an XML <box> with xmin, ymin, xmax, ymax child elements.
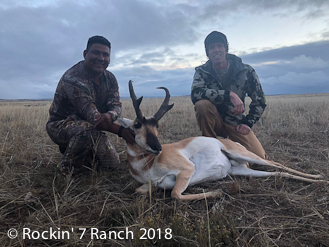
<box><xmin>134</xmin><ymin>122</ymin><xmax>142</xmax><ymax>129</ymax></box>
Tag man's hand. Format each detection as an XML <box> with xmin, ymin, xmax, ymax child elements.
<box><xmin>236</xmin><ymin>124</ymin><xmax>251</xmax><ymax>135</ymax></box>
<box><xmin>229</xmin><ymin>92</ymin><xmax>244</xmax><ymax>115</ymax></box>
<box><xmin>94</xmin><ymin>113</ymin><xmax>113</xmax><ymax>131</ymax></box>
<box><xmin>120</xmin><ymin>128</ymin><xmax>135</xmax><ymax>145</ymax></box>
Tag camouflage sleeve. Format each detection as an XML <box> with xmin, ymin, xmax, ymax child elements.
<box><xmin>241</xmin><ymin>66</ymin><xmax>267</xmax><ymax>128</ymax></box>
<box><xmin>63</xmin><ymin>77</ymin><xmax>100</xmax><ymax>123</ymax></box>
<box><xmin>191</xmin><ymin>69</ymin><xmax>230</xmax><ymax>105</ymax></box>
<box><xmin>106</xmin><ymin>75</ymin><xmax>122</xmax><ymax>121</ymax></box>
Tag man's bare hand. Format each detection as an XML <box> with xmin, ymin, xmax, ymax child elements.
<box><xmin>229</xmin><ymin>92</ymin><xmax>244</xmax><ymax>115</ymax></box>
<box><xmin>236</xmin><ymin>124</ymin><xmax>251</xmax><ymax>135</ymax></box>
<box><xmin>94</xmin><ymin>113</ymin><xmax>113</xmax><ymax>131</ymax></box>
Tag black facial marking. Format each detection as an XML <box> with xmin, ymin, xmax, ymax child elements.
<box><xmin>146</xmin><ymin>130</ymin><xmax>162</xmax><ymax>152</ymax></box>
<box><xmin>143</xmin><ymin>118</ymin><xmax>158</xmax><ymax>128</ymax></box>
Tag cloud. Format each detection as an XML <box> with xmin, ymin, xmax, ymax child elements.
<box><xmin>0</xmin><ymin>0</ymin><xmax>329</xmax><ymax>99</ymax></box>
<box><xmin>289</xmin><ymin>54</ymin><xmax>328</xmax><ymax>68</ymax></box>
<box><xmin>0</xmin><ymin>0</ymin><xmax>203</xmax><ymax>99</ymax></box>
<box><xmin>243</xmin><ymin>40</ymin><xmax>329</xmax><ymax>77</ymax></box>
<box><xmin>262</xmin><ymin>71</ymin><xmax>328</xmax><ymax>86</ymax></box>
<box><xmin>230</xmin><ymin>0</ymin><xmax>329</xmax><ymax>19</ymax></box>
<box><xmin>242</xmin><ymin>40</ymin><xmax>329</xmax><ymax>63</ymax></box>
<box><xmin>241</xmin><ymin>40</ymin><xmax>329</xmax><ymax>95</ymax></box>
<box><xmin>113</xmin><ymin>66</ymin><xmax>194</xmax><ymax>97</ymax></box>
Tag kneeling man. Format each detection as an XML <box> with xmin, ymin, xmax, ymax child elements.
<box><xmin>46</xmin><ymin>36</ymin><xmax>134</xmax><ymax>175</ymax></box>
<box><xmin>191</xmin><ymin>31</ymin><xmax>267</xmax><ymax>158</ymax></box>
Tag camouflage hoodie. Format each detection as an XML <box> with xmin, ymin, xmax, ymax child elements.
<box><xmin>191</xmin><ymin>54</ymin><xmax>266</xmax><ymax>128</ymax></box>
<box><xmin>48</xmin><ymin>61</ymin><xmax>122</xmax><ymax>124</ymax></box>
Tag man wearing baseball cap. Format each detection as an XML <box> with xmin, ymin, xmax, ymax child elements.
<box><xmin>191</xmin><ymin>31</ymin><xmax>267</xmax><ymax>158</ymax></box>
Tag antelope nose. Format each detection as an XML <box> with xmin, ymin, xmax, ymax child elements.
<box><xmin>151</xmin><ymin>143</ymin><xmax>162</xmax><ymax>153</ymax></box>
<box><xmin>147</xmin><ymin>133</ymin><xmax>162</xmax><ymax>153</ymax></box>
<box><xmin>156</xmin><ymin>144</ymin><xmax>162</xmax><ymax>152</ymax></box>
<box><xmin>154</xmin><ymin>147</ymin><xmax>162</xmax><ymax>155</ymax></box>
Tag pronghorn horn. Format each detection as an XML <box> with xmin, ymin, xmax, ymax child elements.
<box><xmin>153</xmin><ymin>87</ymin><xmax>174</xmax><ymax>121</ymax></box>
<box><xmin>129</xmin><ymin>80</ymin><xmax>143</xmax><ymax>120</ymax></box>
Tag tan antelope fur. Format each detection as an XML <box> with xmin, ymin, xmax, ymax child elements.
<box><xmin>118</xmin><ymin>80</ymin><xmax>328</xmax><ymax>201</ymax></box>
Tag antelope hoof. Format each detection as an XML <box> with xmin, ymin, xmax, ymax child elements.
<box><xmin>135</xmin><ymin>184</ymin><xmax>149</xmax><ymax>194</ymax></box>
<box><xmin>210</xmin><ymin>190</ymin><xmax>222</xmax><ymax>198</ymax></box>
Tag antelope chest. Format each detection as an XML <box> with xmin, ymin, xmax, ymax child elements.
<box><xmin>128</xmin><ymin>155</ymin><xmax>178</xmax><ymax>188</ymax></box>
<box><xmin>127</xmin><ymin>155</ymin><xmax>159</xmax><ymax>181</ymax></box>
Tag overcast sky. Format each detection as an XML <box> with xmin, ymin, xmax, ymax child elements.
<box><xmin>1</xmin><ymin>0</ymin><xmax>328</xmax><ymax>99</ymax></box>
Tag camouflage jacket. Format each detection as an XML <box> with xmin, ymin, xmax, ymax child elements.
<box><xmin>48</xmin><ymin>61</ymin><xmax>122</xmax><ymax>124</ymax></box>
<box><xmin>191</xmin><ymin>54</ymin><xmax>266</xmax><ymax>128</ymax></box>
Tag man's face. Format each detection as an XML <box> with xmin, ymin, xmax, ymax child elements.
<box><xmin>207</xmin><ymin>42</ymin><xmax>227</xmax><ymax>64</ymax></box>
<box><xmin>83</xmin><ymin>43</ymin><xmax>111</xmax><ymax>76</ymax></box>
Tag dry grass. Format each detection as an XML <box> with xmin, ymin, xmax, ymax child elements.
<box><xmin>1</xmin><ymin>94</ymin><xmax>329</xmax><ymax>246</ymax></box>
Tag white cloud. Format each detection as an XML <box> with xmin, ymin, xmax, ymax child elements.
<box><xmin>262</xmin><ymin>71</ymin><xmax>328</xmax><ymax>86</ymax></box>
<box><xmin>288</xmin><ymin>54</ymin><xmax>328</xmax><ymax>68</ymax></box>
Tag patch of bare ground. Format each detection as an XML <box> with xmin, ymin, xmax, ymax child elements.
<box><xmin>1</xmin><ymin>94</ymin><xmax>329</xmax><ymax>246</ymax></box>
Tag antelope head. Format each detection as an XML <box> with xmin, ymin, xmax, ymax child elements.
<box><xmin>118</xmin><ymin>80</ymin><xmax>174</xmax><ymax>155</ymax></box>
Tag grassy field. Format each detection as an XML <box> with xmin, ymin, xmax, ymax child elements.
<box><xmin>1</xmin><ymin>94</ymin><xmax>329</xmax><ymax>246</ymax></box>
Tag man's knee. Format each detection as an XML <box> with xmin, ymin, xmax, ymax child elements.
<box><xmin>96</xmin><ymin>133</ymin><xmax>120</xmax><ymax>169</ymax></box>
<box><xmin>195</xmin><ymin>99</ymin><xmax>216</xmax><ymax>113</ymax></box>
<box><xmin>68</xmin><ymin>128</ymin><xmax>101</xmax><ymax>150</ymax></box>
<box><xmin>194</xmin><ymin>100</ymin><xmax>219</xmax><ymax>119</ymax></box>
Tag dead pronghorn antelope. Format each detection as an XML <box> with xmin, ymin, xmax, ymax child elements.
<box><xmin>118</xmin><ymin>80</ymin><xmax>328</xmax><ymax>201</ymax></box>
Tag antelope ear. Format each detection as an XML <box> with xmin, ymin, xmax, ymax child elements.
<box><xmin>117</xmin><ymin>118</ymin><xmax>134</xmax><ymax>129</ymax></box>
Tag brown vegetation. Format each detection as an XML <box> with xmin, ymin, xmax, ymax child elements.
<box><xmin>1</xmin><ymin>94</ymin><xmax>329</xmax><ymax>246</ymax></box>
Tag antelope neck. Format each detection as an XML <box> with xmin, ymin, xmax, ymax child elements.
<box><xmin>126</xmin><ymin>143</ymin><xmax>157</xmax><ymax>159</ymax></box>
<box><xmin>126</xmin><ymin>144</ymin><xmax>156</xmax><ymax>172</ymax></box>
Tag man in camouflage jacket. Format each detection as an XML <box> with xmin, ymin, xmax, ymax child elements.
<box><xmin>46</xmin><ymin>36</ymin><xmax>135</xmax><ymax>176</ymax></box>
<box><xmin>191</xmin><ymin>31</ymin><xmax>266</xmax><ymax>158</ymax></box>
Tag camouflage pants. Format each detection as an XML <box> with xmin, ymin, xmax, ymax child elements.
<box><xmin>46</xmin><ymin>115</ymin><xmax>120</xmax><ymax>175</ymax></box>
